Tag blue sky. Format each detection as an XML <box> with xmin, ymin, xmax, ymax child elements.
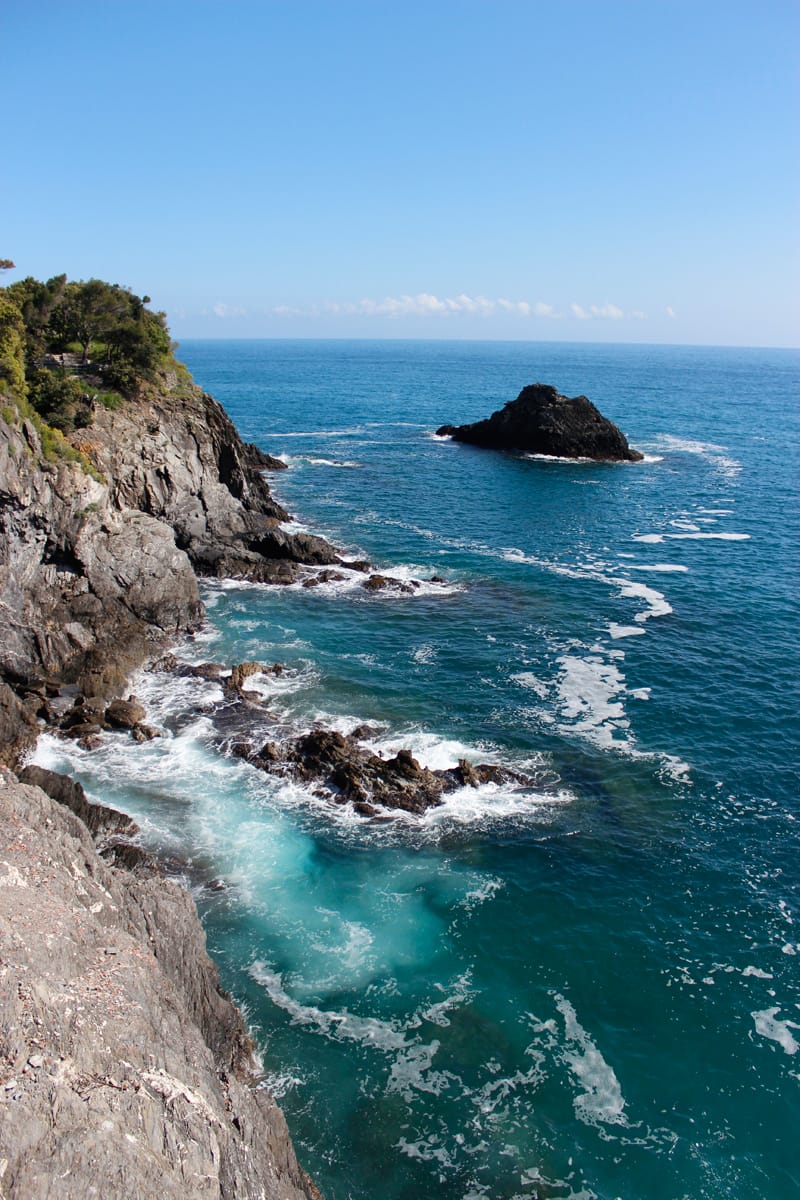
<box><xmin>2</xmin><ymin>1</ymin><xmax>797</xmax><ymax>346</ymax></box>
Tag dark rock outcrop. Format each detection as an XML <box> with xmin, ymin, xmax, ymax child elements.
<box><xmin>19</xmin><ymin>763</ymin><xmax>137</xmax><ymax>840</ymax></box>
<box><xmin>437</xmin><ymin>382</ymin><xmax>643</xmax><ymax>462</ymax></box>
<box><xmin>105</xmin><ymin>696</ymin><xmax>148</xmax><ymax>729</ymax></box>
<box><xmin>0</xmin><ymin>769</ymin><xmax>320</xmax><ymax>1200</ymax></box>
<box><xmin>236</xmin><ymin>725</ymin><xmax>529</xmax><ymax>816</ymax></box>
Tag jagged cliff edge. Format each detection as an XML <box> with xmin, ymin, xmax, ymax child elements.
<box><xmin>0</xmin><ymin>368</ymin><xmax>334</xmax><ymax>1197</ymax></box>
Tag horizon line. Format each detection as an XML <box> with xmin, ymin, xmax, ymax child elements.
<box><xmin>172</xmin><ymin>335</ymin><xmax>800</xmax><ymax>353</ymax></box>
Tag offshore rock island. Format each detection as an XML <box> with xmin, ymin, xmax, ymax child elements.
<box><xmin>437</xmin><ymin>382</ymin><xmax>644</xmax><ymax>461</ymax></box>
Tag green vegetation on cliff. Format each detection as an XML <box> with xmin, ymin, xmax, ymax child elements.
<box><xmin>0</xmin><ymin>272</ymin><xmax>179</xmax><ymax>431</ymax></box>
<box><xmin>0</xmin><ymin>269</ymin><xmax>187</xmax><ymax>479</ymax></box>
<box><xmin>0</xmin><ymin>292</ymin><xmax>27</xmax><ymax>403</ymax></box>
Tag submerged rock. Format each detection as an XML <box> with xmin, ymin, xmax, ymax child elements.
<box><xmin>437</xmin><ymin>382</ymin><xmax>643</xmax><ymax>462</ymax></box>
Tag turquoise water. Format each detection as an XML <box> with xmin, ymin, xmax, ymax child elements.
<box><xmin>38</xmin><ymin>341</ymin><xmax>799</xmax><ymax>1199</ymax></box>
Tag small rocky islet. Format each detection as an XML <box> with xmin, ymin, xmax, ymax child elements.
<box><xmin>437</xmin><ymin>381</ymin><xmax>643</xmax><ymax>461</ymax></box>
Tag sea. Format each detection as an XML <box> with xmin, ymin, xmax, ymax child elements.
<box><xmin>35</xmin><ymin>340</ymin><xmax>799</xmax><ymax>1199</ymax></box>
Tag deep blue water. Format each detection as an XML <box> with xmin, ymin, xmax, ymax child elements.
<box><xmin>39</xmin><ymin>340</ymin><xmax>799</xmax><ymax>1199</ymax></box>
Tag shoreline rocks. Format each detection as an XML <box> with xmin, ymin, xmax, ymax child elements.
<box><xmin>0</xmin><ymin>370</ymin><xmax>347</xmax><ymax>714</ymax></box>
<box><xmin>0</xmin><ymin>366</ymin><xmax>341</xmax><ymax>1196</ymax></box>
<box><xmin>437</xmin><ymin>382</ymin><xmax>643</xmax><ymax>462</ymax></box>
<box><xmin>0</xmin><ymin>768</ymin><xmax>321</xmax><ymax>1200</ymax></box>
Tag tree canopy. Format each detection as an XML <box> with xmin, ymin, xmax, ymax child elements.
<box><xmin>0</xmin><ymin>273</ymin><xmax>178</xmax><ymax>429</ymax></box>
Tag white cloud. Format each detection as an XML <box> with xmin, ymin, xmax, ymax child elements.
<box><xmin>273</xmin><ymin>292</ymin><xmax>541</xmax><ymax>319</ymax></box>
<box><xmin>270</xmin><ymin>294</ymin><xmax>646</xmax><ymax>322</ymax></box>
<box><xmin>590</xmin><ymin>303</ymin><xmax>624</xmax><ymax>320</ymax></box>
<box><xmin>665</xmin><ymin>305</ymin><xmax>676</xmax><ymax>318</ymax></box>
<box><xmin>212</xmin><ymin>303</ymin><xmax>246</xmax><ymax>318</ymax></box>
<box><xmin>570</xmin><ymin>302</ymin><xmax>627</xmax><ymax>320</ymax></box>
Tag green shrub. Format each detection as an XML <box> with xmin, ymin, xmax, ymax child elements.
<box><xmin>98</xmin><ymin>390</ymin><xmax>124</xmax><ymax>410</ymax></box>
<box><xmin>0</xmin><ymin>294</ymin><xmax>27</xmax><ymax>401</ymax></box>
<box><xmin>28</xmin><ymin>367</ymin><xmax>88</xmax><ymax>432</ymax></box>
<box><xmin>28</xmin><ymin>412</ymin><xmax>104</xmax><ymax>482</ymax></box>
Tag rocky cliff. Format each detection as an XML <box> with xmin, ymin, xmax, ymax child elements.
<box><xmin>437</xmin><ymin>382</ymin><xmax>643</xmax><ymax>461</ymax></box>
<box><xmin>0</xmin><ymin>371</ymin><xmax>342</xmax><ymax>710</ymax></box>
<box><xmin>0</xmin><ymin>766</ymin><xmax>320</xmax><ymax>1200</ymax></box>
<box><xmin>0</xmin><ymin>366</ymin><xmax>333</xmax><ymax>1196</ymax></box>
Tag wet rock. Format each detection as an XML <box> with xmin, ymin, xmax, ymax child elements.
<box><xmin>362</xmin><ymin>574</ymin><xmax>414</xmax><ymax>594</ymax></box>
<box><xmin>353</xmin><ymin>801</ymin><xmax>378</xmax><ymax>817</ymax></box>
<box><xmin>276</xmin><ymin>731</ymin><xmax>440</xmax><ymax>814</ymax></box>
<box><xmin>100</xmin><ymin>837</ymin><xmax>160</xmax><ymax>876</ymax></box>
<box><xmin>437</xmin><ymin>382</ymin><xmax>643</xmax><ymax>462</ymax></box>
<box><xmin>147</xmin><ymin>652</ymin><xmax>180</xmax><ymax>672</ymax></box>
<box><xmin>243</xmin><ymin>441</ymin><xmax>288</xmax><ymax>472</ymax></box>
<box><xmin>226</xmin><ymin>661</ymin><xmax>266</xmax><ymax>692</ymax></box>
<box><xmin>245</xmin><ymin>726</ymin><xmax>532</xmax><ymax>817</ymax></box>
<box><xmin>437</xmin><ymin>759</ymin><xmax>529</xmax><ymax>791</ymax></box>
<box><xmin>229</xmin><ymin>740</ymin><xmax>254</xmax><ymax>759</ymax></box>
<box><xmin>132</xmin><ymin>722</ymin><xmax>160</xmax><ymax>743</ymax></box>
<box><xmin>362</xmin><ymin>574</ymin><xmax>390</xmax><ymax>591</ymax></box>
<box><xmin>302</xmin><ymin>569</ymin><xmax>346</xmax><ymax>588</ymax></box>
<box><xmin>63</xmin><ymin>720</ymin><xmax>104</xmax><ymax>741</ymax></box>
<box><xmin>105</xmin><ymin>696</ymin><xmax>147</xmax><ymax>729</ymax></box>
<box><xmin>349</xmin><ymin>723</ymin><xmax>382</xmax><ymax>741</ymax></box>
<box><xmin>257</xmin><ymin>740</ymin><xmax>282</xmax><ymax>762</ymax></box>
<box><xmin>188</xmin><ymin>661</ymin><xmax>226</xmax><ymax>680</ymax></box>
<box><xmin>59</xmin><ymin>696</ymin><xmax>106</xmax><ymax>736</ymax></box>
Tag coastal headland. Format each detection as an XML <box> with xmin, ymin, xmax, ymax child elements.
<box><xmin>0</xmin><ymin>277</ymin><xmax>337</xmax><ymax>1197</ymax></box>
<box><xmin>0</xmin><ymin>275</ymin><xmax>548</xmax><ymax>1194</ymax></box>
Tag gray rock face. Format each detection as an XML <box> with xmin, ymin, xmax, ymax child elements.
<box><xmin>0</xmin><ymin>684</ymin><xmax>39</xmax><ymax>769</ymax></box>
<box><xmin>0</xmin><ymin>413</ymin><xmax>202</xmax><ymax>695</ymax></box>
<box><xmin>437</xmin><ymin>383</ymin><xmax>643</xmax><ymax>461</ymax></box>
<box><xmin>85</xmin><ymin>387</ymin><xmax>340</xmax><ymax>579</ymax></box>
<box><xmin>0</xmin><ymin>770</ymin><xmax>321</xmax><ymax>1200</ymax></box>
<box><xmin>0</xmin><ymin>373</ymin><xmax>337</xmax><ymax>1197</ymax></box>
<box><xmin>0</xmin><ymin>372</ymin><xmax>342</xmax><ymax>724</ymax></box>
<box><xmin>18</xmin><ymin>764</ymin><xmax>137</xmax><ymax>839</ymax></box>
